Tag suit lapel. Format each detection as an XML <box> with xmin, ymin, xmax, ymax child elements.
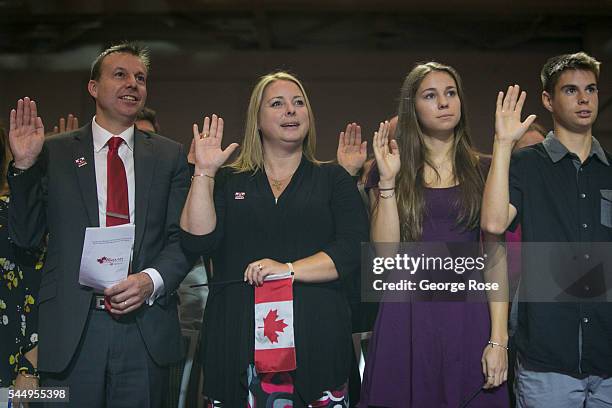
<box><xmin>72</xmin><ymin>125</ymin><xmax>99</xmax><ymax>227</ymax></box>
<box><xmin>133</xmin><ymin>129</ymin><xmax>155</xmax><ymax>261</ymax></box>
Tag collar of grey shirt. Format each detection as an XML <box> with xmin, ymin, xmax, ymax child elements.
<box><xmin>542</xmin><ymin>131</ymin><xmax>609</xmax><ymax>166</ymax></box>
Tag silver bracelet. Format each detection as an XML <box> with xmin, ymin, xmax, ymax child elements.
<box><xmin>191</xmin><ymin>173</ymin><xmax>215</xmax><ymax>181</ymax></box>
<box><xmin>487</xmin><ymin>340</ymin><xmax>508</xmax><ymax>350</ymax></box>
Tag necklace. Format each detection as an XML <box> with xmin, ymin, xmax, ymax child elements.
<box><xmin>268</xmin><ymin>173</ymin><xmax>294</xmax><ymax>191</ymax></box>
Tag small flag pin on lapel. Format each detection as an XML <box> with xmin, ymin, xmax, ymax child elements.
<box><xmin>75</xmin><ymin>157</ymin><xmax>87</xmax><ymax>167</ymax></box>
<box><xmin>235</xmin><ymin>192</ymin><xmax>246</xmax><ymax>200</ymax></box>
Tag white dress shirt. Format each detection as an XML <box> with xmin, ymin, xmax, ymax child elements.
<box><xmin>91</xmin><ymin>117</ymin><xmax>164</xmax><ymax>304</ymax></box>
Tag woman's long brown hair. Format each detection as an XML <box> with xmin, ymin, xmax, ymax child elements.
<box><xmin>394</xmin><ymin>62</ymin><xmax>485</xmax><ymax>241</ymax></box>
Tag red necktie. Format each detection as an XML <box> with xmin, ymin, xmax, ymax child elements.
<box><xmin>106</xmin><ymin>137</ymin><xmax>130</xmax><ymax>226</ymax></box>
<box><xmin>104</xmin><ymin>137</ymin><xmax>129</xmax><ymax>316</ymax></box>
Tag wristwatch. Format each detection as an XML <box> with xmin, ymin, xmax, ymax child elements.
<box><xmin>8</xmin><ymin>161</ymin><xmax>27</xmax><ymax>177</ymax></box>
<box><xmin>17</xmin><ymin>355</ymin><xmax>40</xmax><ymax>379</ymax></box>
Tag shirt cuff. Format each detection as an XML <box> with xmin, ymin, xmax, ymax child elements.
<box><xmin>142</xmin><ymin>268</ymin><xmax>165</xmax><ymax>305</ymax></box>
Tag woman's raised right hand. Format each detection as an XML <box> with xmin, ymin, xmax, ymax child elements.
<box><xmin>192</xmin><ymin>114</ymin><xmax>239</xmax><ymax>175</ymax></box>
<box><xmin>372</xmin><ymin>121</ymin><xmax>400</xmax><ymax>187</ymax></box>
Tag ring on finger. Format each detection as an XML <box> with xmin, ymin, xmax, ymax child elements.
<box><xmin>257</xmin><ymin>263</ymin><xmax>263</xmax><ymax>271</ymax></box>
<box><xmin>201</xmin><ymin>132</ymin><xmax>209</xmax><ymax>139</ymax></box>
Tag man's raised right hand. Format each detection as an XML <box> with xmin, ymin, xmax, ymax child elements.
<box><xmin>9</xmin><ymin>97</ymin><xmax>45</xmax><ymax>170</ymax></box>
<box><xmin>494</xmin><ymin>85</ymin><xmax>536</xmax><ymax>146</ymax></box>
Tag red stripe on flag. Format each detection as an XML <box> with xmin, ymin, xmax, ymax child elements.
<box><xmin>255</xmin><ymin>277</ymin><xmax>293</xmax><ymax>303</ymax></box>
<box><xmin>255</xmin><ymin>347</ymin><xmax>297</xmax><ymax>373</ymax></box>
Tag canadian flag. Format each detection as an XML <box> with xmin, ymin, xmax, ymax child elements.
<box><xmin>254</xmin><ymin>274</ymin><xmax>296</xmax><ymax>373</ymax></box>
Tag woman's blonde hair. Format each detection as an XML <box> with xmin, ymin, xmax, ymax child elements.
<box><xmin>229</xmin><ymin>71</ymin><xmax>320</xmax><ymax>173</ymax></box>
<box><xmin>394</xmin><ymin>61</ymin><xmax>485</xmax><ymax>241</ymax></box>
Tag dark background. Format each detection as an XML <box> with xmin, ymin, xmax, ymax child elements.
<box><xmin>1</xmin><ymin>0</ymin><xmax>611</xmax><ymax>157</ymax></box>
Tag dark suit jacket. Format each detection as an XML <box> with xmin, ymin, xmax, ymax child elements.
<box><xmin>8</xmin><ymin>123</ymin><xmax>193</xmax><ymax>373</ymax></box>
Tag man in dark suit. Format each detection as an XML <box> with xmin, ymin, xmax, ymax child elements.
<box><xmin>7</xmin><ymin>43</ymin><xmax>192</xmax><ymax>407</ymax></box>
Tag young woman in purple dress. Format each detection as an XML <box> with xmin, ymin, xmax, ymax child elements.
<box><xmin>359</xmin><ymin>62</ymin><xmax>509</xmax><ymax>407</ymax></box>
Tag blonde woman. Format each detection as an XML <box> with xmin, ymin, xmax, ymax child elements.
<box><xmin>180</xmin><ymin>72</ymin><xmax>368</xmax><ymax>407</ymax></box>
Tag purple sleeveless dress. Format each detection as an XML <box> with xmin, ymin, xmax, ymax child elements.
<box><xmin>359</xmin><ymin>186</ymin><xmax>509</xmax><ymax>407</ymax></box>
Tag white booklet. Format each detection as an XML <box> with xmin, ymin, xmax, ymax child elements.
<box><xmin>78</xmin><ymin>224</ymin><xmax>135</xmax><ymax>292</ymax></box>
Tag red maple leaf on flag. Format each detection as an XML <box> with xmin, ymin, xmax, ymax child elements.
<box><xmin>263</xmin><ymin>309</ymin><xmax>288</xmax><ymax>343</ymax></box>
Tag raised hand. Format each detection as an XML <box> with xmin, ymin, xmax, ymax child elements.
<box><xmin>495</xmin><ymin>85</ymin><xmax>537</xmax><ymax>145</ymax></box>
<box><xmin>9</xmin><ymin>97</ymin><xmax>45</xmax><ymax>170</ymax></box>
<box><xmin>50</xmin><ymin>114</ymin><xmax>79</xmax><ymax>135</ymax></box>
<box><xmin>192</xmin><ymin>114</ymin><xmax>239</xmax><ymax>175</ymax></box>
<box><xmin>372</xmin><ymin>121</ymin><xmax>400</xmax><ymax>187</ymax></box>
<box><xmin>187</xmin><ymin>138</ymin><xmax>196</xmax><ymax>165</ymax></box>
<box><xmin>337</xmin><ymin>122</ymin><xmax>367</xmax><ymax>176</ymax></box>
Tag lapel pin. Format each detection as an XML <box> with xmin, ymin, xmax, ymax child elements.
<box><xmin>75</xmin><ymin>157</ymin><xmax>87</xmax><ymax>167</ymax></box>
<box><xmin>234</xmin><ymin>192</ymin><xmax>246</xmax><ymax>200</ymax></box>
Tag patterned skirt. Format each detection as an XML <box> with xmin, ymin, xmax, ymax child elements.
<box><xmin>206</xmin><ymin>365</ymin><xmax>349</xmax><ymax>407</ymax></box>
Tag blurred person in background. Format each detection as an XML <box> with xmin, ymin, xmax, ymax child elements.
<box><xmin>135</xmin><ymin>106</ymin><xmax>209</xmax><ymax>331</ymax></box>
<box><xmin>0</xmin><ymin>122</ymin><xmax>45</xmax><ymax>407</ymax></box>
